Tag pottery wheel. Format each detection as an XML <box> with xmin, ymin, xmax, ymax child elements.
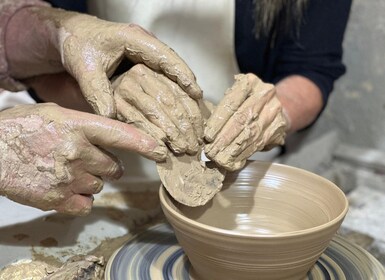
<box><xmin>105</xmin><ymin>223</ymin><xmax>385</xmax><ymax>280</ymax></box>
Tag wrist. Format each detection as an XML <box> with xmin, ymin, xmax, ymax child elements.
<box><xmin>5</xmin><ymin>6</ymin><xmax>64</xmax><ymax>80</ymax></box>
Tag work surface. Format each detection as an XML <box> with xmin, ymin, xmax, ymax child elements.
<box><xmin>0</xmin><ymin>180</ymin><xmax>164</xmax><ymax>270</ymax></box>
<box><xmin>1</xmin><ymin>171</ymin><xmax>385</xmax><ymax>274</ymax></box>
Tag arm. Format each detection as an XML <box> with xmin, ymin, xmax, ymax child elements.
<box><xmin>3</xmin><ymin>4</ymin><xmax>202</xmax><ymax>117</ymax></box>
<box><xmin>275</xmin><ymin>75</ymin><xmax>323</xmax><ymax>133</ymax></box>
<box><xmin>0</xmin><ymin>103</ymin><xmax>167</xmax><ymax>215</ymax></box>
<box><xmin>0</xmin><ymin>0</ymin><xmax>50</xmax><ymax>91</ymax></box>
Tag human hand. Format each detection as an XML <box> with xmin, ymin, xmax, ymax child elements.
<box><xmin>6</xmin><ymin>6</ymin><xmax>202</xmax><ymax>117</ymax></box>
<box><xmin>204</xmin><ymin>74</ymin><xmax>288</xmax><ymax>171</ymax></box>
<box><xmin>0</xmin><ymin>103</ymin><xmax>167</xmax><ymax>215</ymax></box>
<box><xmin>113</xmin><ymin>64</ymin><xmax>203</xmax><ymax>155</ymax></box>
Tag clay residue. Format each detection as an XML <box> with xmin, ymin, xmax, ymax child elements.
<box><xmin>1</xmin><ymin>255</ymin><xmax>104</xmax><ymax>280</ymax></box>
<box><xmin>44</xmin><ymin>255</ymin><xmax>104</xmax><ymax>280</ymax></box>
<box><xmin>157</xmin><ymin>148</ymin><xmax>225</xmax><ymax>207</ymax></box>
<box><xmin>204</xmin><ymin>74</ymin><xmax>287</xmax><ymax>171</ymax></box>
<box><xmin>0</xmin><ymin>260</ymin><xmax>56</xmax><ymax>280</ymax></box>
<box><xmin>113</xmin><ymin>65</ymin><xmax>203</xmax><ymax>155</ymax></box>
<box><xmin>40</xmin><ymin>237</ymin><xmax>59</xmax><ymax>247</ymax></box>
<box><xmin>13</xmin><ymin>233</ymin><xmax>30</xmax><ymax>241</ymax></box>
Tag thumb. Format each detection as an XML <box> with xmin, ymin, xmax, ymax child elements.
<box><xmin>75</xmin><ymin>68</ymin><xmax>117</xmax><ymax>118</ymax></box>
<box><xmin>76</xmin><ymin>112</ymin><xmax>168</xmax><ymax>162</ymax></box>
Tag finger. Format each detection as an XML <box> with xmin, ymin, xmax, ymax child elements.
<box><xmin>122</xmin><ymin>24</ymin><xmax>202</xmax><ymax>99</ymax></box>
<box><xmin>71</xmin><ymin>110</ymin><xmax>168</xmax><ymax>162</ymax></box>
<box><xmin>115</xmin><ymin>94</ymin><xmax>167</xmax><ymax>143</ymax></box>
<box><xmin>228</xmin><ymin>97</ymin><xmax>283</xmax><ymax>158</ymax></box>
<box><xmin>205</xmin><ymin>83</ymin><xmax>275</xmax><ymax>158</ymax></box>
<box><xmin>114</xmin><ymin>72</ymin><xmax>188</xmax><ymax>154</ymax></box>
<box><xmin>63</xmin><ymin>36</ymin><xmax>117</xmax><ymax>118</ymax></box>
<box><xmin>78</xmin><ymin>145</ymin><xmax>123</xmax><ymax>179</ymax></box>
<box><xmin>76</xmin><ymin>70</ymin><xmax>116</xmax><ymax>118</ymax></box>
<box><xmin>70</xmin><ymin>174</ymin><xmax>104</xmax><ymax>195</ymax></box>
<box><xmin>130</xmin><ymin>65</ymin><xmax>200</xmax><ymax>153</ymax></box>
<box><xmin>206</xmin><ymin>97</ymin><xmax>283</xmax><ymax>169</ymax></box>
<box><xmin>234</xmin><ymin>109</ymin><xmax>287</xmax><ymax>162</ymax></box>
<box><xmin>56</xmin><ymin>194</ymin><xmax>94</xmax><ymax>216</ymax></box>
<box><xmin>161</xmin><ymin>73</ymin><xmax>204</xmax><ymax>144</ymax></box>
<box><xmin>204</xmin><ymin>74</ymin><xmax>253</xmax><ymax>142</ymax></box>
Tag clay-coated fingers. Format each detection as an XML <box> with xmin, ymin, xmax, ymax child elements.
<box><xmin>115</xmin><ymin>95</ymin><xmax>167</xmax><ymax>144</ymax></box>
<box><xmin>56</xmin><ymin>194</ymin><xmax>94</xmax><ymax>216</ymax></box>
<box><xmin>205</xmin><ymin>83</ymin><xmax>275</xmax><ymax>158</ymax></box>
<box><xmin>228</xmin><ymin>97</ymin><xmax>283</xmax><ymax>157</ymax></box>
<box><xmin>204</xmin><ymin>74</ymin><xmax>253</xmax><ymax>142</ymax></box>
<box><xmin>121</xmin><ymin>24</ymin><xmax>202</xmax><ymax>99</ymax></box>
<box><xmin>78</xmin><ymin>145</ymin><xmax>123</xmax><ymax>179</ymax></box>
<box><xmin>70</xmin><ymin>173</ymin><xmax>104</xmax><ymax>195</ymax></box>
<box><xmin>114</xmin><ymin>72</ymin><xmax>188</xmax><ymax>154</ymax></box>
<box><xmin>161</xmin><ymin>73</ymin><xmax>204</xmax><ymax>143</ymax></box>
<box><xmin>63</xmin><ymin>37</ymin><xmax>116</xmax><ymax>118</ymax></box>
<box><xmin>72</xmin><ymin>111</ymin><xmax>168</xmax><ymax>162</ymax></box>
<box><xmin>206</xmin><ymin>98</ymin><xmax>285</xmax><ymax>171</ymax></box>
<box><xmin>130</xmin><ymin>65</ymin><xmax>200</xmax><ymax>153</ymax></box>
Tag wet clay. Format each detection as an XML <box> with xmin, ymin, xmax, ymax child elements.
<box><xmin>12</xmin><ymin>6</ymin><xmax>202</xmax><ymax>117</ymax></box>
<box><xmin>0</xmin><ymin>256</ymin><xmax>103</xmax><ymax>280</ymax></box>
<box><xmin>156</xmin><ymin>149</ymin><xmax>225</xmax><ymax>207</ymax></box>
<box><xmin>160</xmin><ymin>161</ymin><xmax>349</xmax><ymax>280</ymax></box>
<box><xmin>0</xmin><ymin>260</ymin><xmax>56</xmax><ymax>280</ymax></box>
<box><xmin>113</xmin><ymin>64</ymin><xmax>203</xmax><ymax>155</ymax></box>
<box><xmin>204</xmin><ymin>74</ymin><xmax>287</xmax><ymax>171</ymax></box>
<box><xmin>111</xmin><ymin>67</ymin><xmax>221</xmax><ymax>207</ymax></box>
<box><xmin>44</xmin><ymin>255</ymin><xmax>104</xmax><ymax>280</ymax></box>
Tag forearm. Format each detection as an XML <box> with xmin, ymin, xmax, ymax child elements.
<box><xmin>275</xmin><ymin>75</ymin><xmax>323</xmax><ymax>133</ymax></box>
<box><xmin>0</xmin><ymin>0</ymin><xmax>51</xmax><ymax>90</ymax></box>
<box><xmin>5</xmin><ymin>5</ymin><xmax>68</xmax><ymax>80</ymax></box>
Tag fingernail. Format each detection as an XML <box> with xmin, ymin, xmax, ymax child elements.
<box><xmin>190</xmin><ymin>83</ymin><xmax>203</xmax><ymax>99</ymax></box>
<box><xmin>152</xmin><ymin>145</ymin><xmax>168</xmax><ymax>161</ymax></box>
<box><xmin>97</xmin><ymin>104</ymin><xmax>117</xmax><ymax>119</ymax></box>
<box><xmin>204</xmin><ymin>127</ymin><xmax>215</xmax><ymax>142</ymax></box>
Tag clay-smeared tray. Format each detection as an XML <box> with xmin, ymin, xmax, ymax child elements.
<box><xmin>105</xmin><ymin>223</ymin><xmax>385</xmax><ymax>280</ymax></box>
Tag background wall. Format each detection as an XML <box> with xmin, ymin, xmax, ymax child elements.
<box><xmin>291</xmin><ymin>0</ymin><xmax>385</xmax><ymax>151</ymax></box>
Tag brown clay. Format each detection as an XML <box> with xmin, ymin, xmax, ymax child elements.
<box><xmin>160</xmin><ymin>161</ymin><xmax>348</xmax><ymax>280</ymax></box>
<box><xmin>157</xmin><ymin>149</ymin><xmax>225</xmax><ymax>207</ymax></box>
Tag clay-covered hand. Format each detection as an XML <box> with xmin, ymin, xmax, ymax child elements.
<box><xmin>113</xmin><ymin>64</ymin><xmax>203</xmax><ymax>155</ymax></box>
<box><xmin>0</xmin><ymin>103</ymin><xmax>167</xmax><ymax>215</ymax></box>
<box><xmin>6</xmin><ymin>6</ymin><xmax>201</xmax><ymax>117</ymax></box>
<box><xmin>204</xmin><ymin>74</ymin><xmax>288</xmax><ymax>171</ymax></box>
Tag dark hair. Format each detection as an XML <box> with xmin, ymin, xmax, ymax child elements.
<box><xmin>253</xmin><ymin>0</ymin><xmax>308</xmax><ymax>39</ymax></box>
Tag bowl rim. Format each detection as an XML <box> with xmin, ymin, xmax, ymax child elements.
<box><xmin>159</xmin><ymin>161</ymin><xmax>349</xmax><ymax>239</ymax></box>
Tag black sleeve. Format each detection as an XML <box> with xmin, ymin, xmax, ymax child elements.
<box><xmin>43</xmin><ymin>0</ymin><xmax>87</xmax><ymax>12</ymax></box>
<box><xmin>235</xmin><ymin>0</ymin><xmax>352</xmax><ymax>108</ymax></box>
<box><xmin>272</xmin><ymin>0</ymin><xmax>352</xmax><ymax>107</ymax></box>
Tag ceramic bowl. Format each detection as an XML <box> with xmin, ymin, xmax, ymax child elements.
<box><xmin>159</xmin><ymin>161</ymin><xmax>349</xmax><ymax>280</ymax></box>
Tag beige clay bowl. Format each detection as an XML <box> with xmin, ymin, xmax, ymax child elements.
<box><xmin>159</xmin><ymin>161</ymin><xmax>349</xmax><ymax>280</ymax></box>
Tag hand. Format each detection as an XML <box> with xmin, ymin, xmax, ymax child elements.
<box><xmin>0</xmin><ymin>103</ymin><xmax>167</xmax><ymax>215</ymax></box>
<box><xmin>204</xmin><ymin>74</ymin><xmax>288</xmax><ymax>171</ymax></box>
<box><xmin>113</xmin><ymin>64</ymin><xmax>203</xmax><ymax>154</ymax></box>
<box><xmin>6</xmin><ymin>6</ymin><xmax>202</xmax><ymax>117</ymax></box>
<box><xmin>26</xmin><ymin>65</ymin><xmax>204</xmax><ymax>155</ymax></box>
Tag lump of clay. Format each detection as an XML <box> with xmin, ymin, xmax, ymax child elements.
<box><xmin>157</xmin><ymin>148</ymin><xmax>225</xmax><ymax>207</ymax></box>
<box><xmin>44</xmin><ymin>255</ymin><xmax>104</xmax><ymax>280</ymax></box>
<box><xmin>0</xmin><ymin>260</ymin><xmax>56</xmax><ymax>280</ymax></box>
